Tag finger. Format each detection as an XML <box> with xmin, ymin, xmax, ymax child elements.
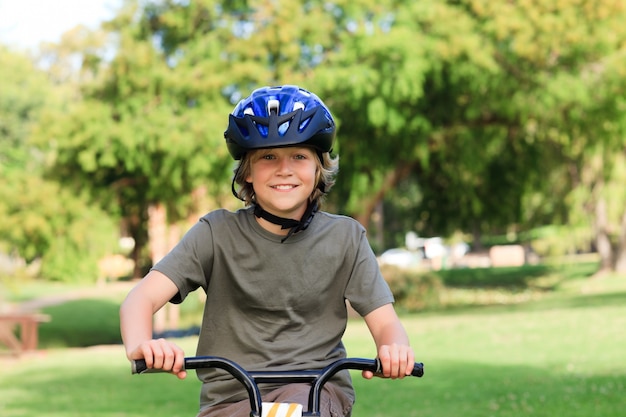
<box><xmin>157</xmin><ymin>338</ymin><xmax>178</xmax><ymax>372</ymax></box>
<box><xmin>171</xmin><ymin>345</ymin><xmax>186</xmax><ymax>374</ymax></box>
<box><xmin>394</xmin><ymin>346</ymin><xmax>411</xmax><ymax>379</ymax></box>
<box><xmin>378</xmin><ymin>345</ymin><xmax>391</xmax><ymax>378</ymax></box>
<box><xmin>394</xmin><ymin>345</ymin><xmax>413</xmax><ymax>378</ymax></box>
<box><xmin>389</xmin><ymin>346</ymin><xmax>413</xmax><ymax>379</ymax></box>
<box><xmin>139</xmin><ymin>342</ymin><xmax>156</xmax><ymax>368</ymax></box>
<box><xmin>151</xmin><ymin>338</ymin><xmax>168</xmax><ymax>369</ymax></box>
<box><xmin>404</xmin><ymin>349</ymin><xmax>416</xmax><ymax>376</ymax></box>
<box><xmin>149</xmin><ymin>338</ymin><xmax>176</xmax><ymax>370</ymax></box>
<box><xmin>388</xmin><ymin>344</ymin><xmax>401</xmax><ymax>378</ymax></box>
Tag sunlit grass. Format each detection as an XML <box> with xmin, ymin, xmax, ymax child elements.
<box><xmin>1</xmin><ymin>269</ymin><xmax>625</xmax><ymax>416</ymax></box>
<box><xmin>348</xmin><ymin>275</ymin><xmax>626</xmax><ymax>417</ymax></box>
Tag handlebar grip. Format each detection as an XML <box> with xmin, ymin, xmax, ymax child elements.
<box><xmin>131</xmin><ymin>359</ymin><xmax>148</xmax><ymax>374</ymax></box>
<box><xmin>372</xmin><ymin>358</ymin><xmax>424</xmax><ymax>377</ymax></box>
<box><xmin>412</xmin><ymin>362</ymin><xmax>424</xmax><ymax>377</ymax></box>
<box><xmin>132</xmin><ymin>359</ymin><xmax>180</xmax><ymax>374</ymax></box>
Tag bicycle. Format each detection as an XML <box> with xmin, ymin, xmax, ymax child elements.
<box><xmin>132</xmin><ymin>356</ymin><xmax>424</xmax><ymax>417</ymax></box>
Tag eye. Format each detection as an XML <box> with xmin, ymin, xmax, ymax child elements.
<box><xmin>293</xmin><ymin>148</ymin><xmax>315</xmax><ymax>160</ymax></box>
<box><xmin>261</xmin><ymin>153</ymin><xmax>275</xmax><ymax>160</ymax></box>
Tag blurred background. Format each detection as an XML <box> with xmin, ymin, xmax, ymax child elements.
<box><xmin>1</xmin><ymin>1</ymin><xmax>625</xmax><ymax>416</ymax></box>
<box><xmin>2</xmin><ymin>0</ymin><xmax>626</xmax><ymax>288</ymax></box>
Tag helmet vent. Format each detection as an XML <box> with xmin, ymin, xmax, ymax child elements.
<box><xmin>293</xmin><ymin>102</ymin><xmax>305</xmax><ymax>111</ymax></box>
<box><xmin>243</xmin><ymin>107</ymin><xmax>254</xmax><ymax>116</ymax></box>
<box><xmin>267</xmin><ymin>99</ymin><xmax>280</xmax><ymax>115</ymax></box>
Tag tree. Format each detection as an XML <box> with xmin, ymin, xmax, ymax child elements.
<box><xmin>0</xmin><ymin>46</ymin><xmax>117</xmax><ymax>282</ymax></box>
<box><xmin>32</xmin><ymin>0</ymin><xmax>352</xmax><ymax>273</ymax></box>
<box><xmin>29</xmin><ymin>0</ymin><xmax>626</xmax><ymax>278</ymax></box>
<box><xmin>468</xmin><ymin>0</ymin><xmax>626</xmax><ymax>270</ymax></box>
<box><xmin>31</xmin><ymin>1</ymin><xmax>237</xmax><ymax>276</ymax></box>
<box><xmin>312</xmin><ymin>0</ymin><xmax>626</xmax><ymax>271</ymax></box>
<box><xmin>312</xmin><ymin>0</ymin><xmax>532</xmax><ymax>240</ymax></box>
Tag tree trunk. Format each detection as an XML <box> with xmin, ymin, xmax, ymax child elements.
<box><xmin>353</xmin><ymin>163</ymin><xmax>414</xmax><ymax>229</ymax></box>
<box><xmin>370</xmin><ymin>200</ymin><xmax>385</xmax><ymax>252</ymax></box>
<box><xmin>149</xmin><ymin>203</ymin><xmax>168</xmax><ymax>334</ymax></box>
<box><xmin>166</xmin><ymin>222</ymin><xmax>181</xmax><ymax>330</ymax></box>
<box><xmin>148</xmin><ymin>203</ymin><xmax>180</xmax><ymax>333</ymax></box>
<box><xmin>614</xmin><ymin>208</ymin><xmax>626</xmax><ymax>273</ymax></box>
<box><xmin>471</xmin><ymin>225</ymin><xmax>484</xmax><ymax>252</ymax></box>
<box><xmin>594</xmin><ymin>197</ymin><xmax>613</xmax><ymax>272</ymax></box>
<box><xmin>126</xmin><ymin>208</ymin><xmax>149</xmax><ymax>279</ymax></box>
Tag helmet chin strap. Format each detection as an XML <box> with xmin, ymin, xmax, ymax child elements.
<box><xmin>254</xmin><ymin>202</ymin><xmax>318</xmax><ymax>243</ymax></box>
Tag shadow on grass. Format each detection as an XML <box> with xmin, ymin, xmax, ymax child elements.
<box><xmin>435</xmin><ymin>289</ymin><xmax>626</xmax><ymax>318</ymax></box>
<box><xmin>437</xmin><ymin>264</ymin><xmax>555</xmax><ymax>288</ymax></box>
<box><xmin>536</xmin><ymin>290</ymin><xmax>626</xmax><ymax>310</ymax></box>
<box><xmin>436</xmin><ymin>261</ymin><xmax>600</xmax><ymax>290</ymax></box>
<box><xmin>38</xmin><ymin>298</ymin><xmax>123</xmax><ymax>348</ymax></box>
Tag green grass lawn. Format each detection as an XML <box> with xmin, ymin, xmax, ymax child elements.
<box><xmin>1</xmin><ymin>273</ymin><xmax>625</xmax><ymax>416</ymax></box>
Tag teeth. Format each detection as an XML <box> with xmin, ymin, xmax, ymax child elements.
<box><xmin>273</xmin><ymin>185</ymin><xmax>295</xmax><ymax>190</ymax></box>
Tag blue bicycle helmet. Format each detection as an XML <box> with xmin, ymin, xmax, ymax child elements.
<box><xmin>224</xmin><ymin>85</ymin><xmax>335</xmax><ymax>160</ymax></box>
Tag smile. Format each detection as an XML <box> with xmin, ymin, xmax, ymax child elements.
<box><xmin>271</xmin><ymin>185</ymin><xmax>297</xmax><ymax>190</ymax></box>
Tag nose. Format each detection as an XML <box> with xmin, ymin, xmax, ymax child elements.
<box><xmin>276</xmin><ymin>156</ymin><xmax>293</xmax><ymax>175</ymax></box>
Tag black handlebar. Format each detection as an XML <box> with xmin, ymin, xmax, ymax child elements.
<box><xmin>131</xmin><ymin>356</ymin><xmax>424</xmax><ymax>417</ymax></box>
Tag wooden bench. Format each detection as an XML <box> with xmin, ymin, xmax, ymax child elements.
<box><xmin>0</xmin><ymin>313</ymin><xmax>51</xmax><ymax>356</ymax></box>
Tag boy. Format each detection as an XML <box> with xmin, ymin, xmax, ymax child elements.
<box><xmin>120</xmin><ymin>85</ymin><xmax>414</xmax><ymax>417</ymax></box>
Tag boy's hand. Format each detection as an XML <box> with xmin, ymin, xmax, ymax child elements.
<box><xmin>362</xmin><ymin>343</ymin><xmax>415</xmax><ymax>380</ymax></box>
<box><xmin>128</xmin><ymin>338</ymin><xmax>187</xmax><ymax>379</ymax></box>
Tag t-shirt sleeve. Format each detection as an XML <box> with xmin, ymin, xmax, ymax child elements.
<box><xmin>151</xmin><ymin>217</ymin><xmax>214</xmax><ymax>304</ymax></box>
<box><xmin>344</xmin><ymin>226</ymin><xmax>394</xmax><ymax>316</ymax></box>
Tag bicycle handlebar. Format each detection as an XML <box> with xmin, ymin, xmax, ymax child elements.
<box><xmin>131</xmin><ymin>356</ymin><xmax>424</xmax><ymax>417</ymax></box>
<box><xmin>132</xmin><ymin>356</ymin><xmax>424</xmax><ymax>377</ymax></box>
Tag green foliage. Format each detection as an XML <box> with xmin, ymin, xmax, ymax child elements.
<box><xmin>0</xmin><ymin>47</ymin><xmax>50</xmax><ymax>170</ymax></box>
<box><xmin>528</xmin><ymin>225</ymin><xmax>594</xmax><ymax>258</ymax></box>
<box><xmin>381</xmin><ymin>265</ymin><xmax>445</xmax><ymax>311</ymax></box>
<box><xmin>0</xmin><ymin>47</ymin><xmax>118</xmax><ymax>283</ymax></box>
<box><xmin>29</xmin><ymin>5</ymin><xmax>240</xmax><ymax>269</ymax></box>
<box><xmin>467</xmin><ymin>0</ymin><xmax>626</xmax><ymax>258</ymax></box>
<box><xmin>313</xmin><ymin>0</ymin><xmax>501</xmax><ymax>221</ymax></box>
<box><xmin>6</xmin><ymin>0</ymin><xmax>626</xmax><ymax>278</ymax></box>
<box><xmin>0</xmin><ymin>171</ymin><xmax>118</xmax><ymax>282</ymax></box>
<box><xmin>310</xmin><ymin>0</ymin><xmax>626</xmax><ymax>257</ymax></box>
<box><xmin>381</xmin><ymin>177</ymin><xmax>424</xmax><ymax>247</ymax></box>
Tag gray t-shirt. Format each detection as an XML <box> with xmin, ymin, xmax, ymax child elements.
<box><xmin>153</xmin><ymin>206</ymin><xmax>394</xmax><ymax>409</ymax></box>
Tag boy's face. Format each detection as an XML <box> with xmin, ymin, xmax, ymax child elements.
<box><xmin>246</xmin><ymin>146</ymin><xmax>318</xmax><ymax>219</ymax></box>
